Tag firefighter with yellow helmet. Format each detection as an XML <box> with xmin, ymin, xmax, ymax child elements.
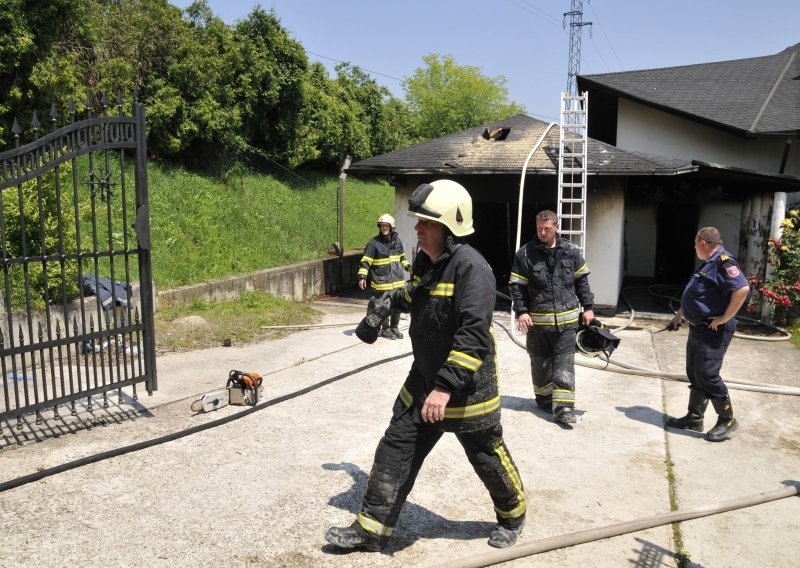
<box><xmin>327</xmin><ymin>180</ymin><xmax>527</xmax><ymax>552</ymax></box>
<box><xmin>357</xmin><ymin>213</ymin><xmax>410</xmax><ymax>339</ymax></box>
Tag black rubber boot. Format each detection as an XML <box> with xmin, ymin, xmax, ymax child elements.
<box><xmin>389</xmin><ymin>311</ymin><xmax>403</xmax><ymax>339</ymax></box>
<box><xmin>488</xmin><ymin>517</ymin><xmax>525</xmax><ymax>548</ymax></box>
<box><xmin>666</xmin><ymin>389</ymin><xmax>708</xmax><ymax>432</ymax></box>
<box><xmin>379</xmin><ymin>322</ymin><xmax>396</xmax><ymax>340</ymax></box>
<box><xmin>325</xmin><ymin>524</ymin><xmax>383</xmax><ymax>552</ymax></box>
<box><xmin>554</xmin><ymin>407</ymin><xmax>576</xmax><ymax>425</ymax></box>
<box><xmin>705</xmin><ymin>396</ymin><xmax>738</xmax><ymax>442</ymax></box>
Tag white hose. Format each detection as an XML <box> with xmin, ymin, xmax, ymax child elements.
<box><xmin>428</xmin><ymin>483</ymin><xmax>800</xmax><ymax>568</ymax></box>
<box><xmin>510</xmin><ymin>122</ymin><xmax>558</xmax><ymax>335</ymax></box>
<box><xmin>493</xmin><ymin>319</ymin><xmax>800</xmax><ymax>397</ymax></box>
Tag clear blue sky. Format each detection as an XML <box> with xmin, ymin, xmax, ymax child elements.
<box><xmin>172</xmin><ymin>0</ymin><xmax>799</xmax><ymax>122</ymax></box>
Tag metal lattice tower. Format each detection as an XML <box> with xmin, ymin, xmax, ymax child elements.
<box><xmin>563</xmin><ymin>0</ymin><xmax>592</xmax><ymax>96</ymax></box>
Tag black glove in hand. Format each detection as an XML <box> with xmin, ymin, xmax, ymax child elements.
<box><xmin>355</xmin><ymin>295</ymin><xmax>392</xmax><ymax>344</ymax></box>
<box><xmin>667</xmin><ymin>318</ymin><xmax>681</xmax><ymax>331</ymax></box>
<box><xmin>364</xmin><ymin>295</ymin><xmax>392</xmax><ymax>327</ymax></box>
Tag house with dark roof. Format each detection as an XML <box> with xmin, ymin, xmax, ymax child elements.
<box><xmin>578</xmin><ymin>42</ymin><xmax>800</xmax><ymax>287</ymax></box>
<box><xmin>346</xmin><ymin>45</ymin><xmax>800</xmax><ymax>313</ymax></box>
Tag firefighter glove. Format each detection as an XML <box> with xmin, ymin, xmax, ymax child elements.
<box><xmin>355</xmin><ymin>295</ymin><xmax>392</xmax><ymax>344</ymax></box>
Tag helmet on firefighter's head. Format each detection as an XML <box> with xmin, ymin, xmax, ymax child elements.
<box><xmin>575</xmin><ymin>318</ymin><xmax>621</xmax><ymax>359</ymax></box>
<box><xmin>407</xmin><ymin>180</ymin><xmax>474</xmax><ymax>237</ymax></box>
<box><xmin>377</xmin><ymin>214</ymin><xmax>395</xmax><ymax>229</ymax></box>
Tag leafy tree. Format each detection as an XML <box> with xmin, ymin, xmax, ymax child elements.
<box><xmin>232</xmin><ymin>7</ymin><xmax>308</xmax><ymax>167</ymax></box>
<box><xmin>402</xmin><ymin>53</ymin><xmax>526</xmax><ymax>141</ymax></box>
<box><xmin>0</xmin><ymin>0</ymin><xmax>91</xmax><ymax>143</ymax></box>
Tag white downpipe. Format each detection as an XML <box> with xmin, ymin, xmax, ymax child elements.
<box><xmin>510</xmin><ymin>122</ymin><xmax>558</xmax><ymax>333</ymax></box>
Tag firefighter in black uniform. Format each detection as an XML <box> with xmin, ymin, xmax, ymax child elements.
<box><xmin>509</xmin><ymin>210</ymin><xmax>594</xmax><ymax>426</ymax></box>
<box><xmin>326</xmin><ymin>180</ymin><xmax>527</xmax><ymax>551</ymax></box>
<box><xmin>357</xmin><ymin>214</ymin><xmax>410</xmax><ymax>339</ymax></box>
<box><xmin>666</xmin><ymin>227</ymin><xmax>749</xmax><ymax>442</ymax></box>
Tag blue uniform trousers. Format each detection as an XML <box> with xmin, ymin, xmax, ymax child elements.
<box><xmin>686</xmin><ymin>320</ymin><xmax>736</xmax><ymax>399</ymax></box>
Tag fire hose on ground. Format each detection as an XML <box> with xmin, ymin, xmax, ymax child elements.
<box><xmin>429</xmin><ymin>482</ymin><xmax>800</xmax><ymax>568</ymax></box>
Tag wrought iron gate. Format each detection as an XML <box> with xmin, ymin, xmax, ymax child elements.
<box><xmin>0</xmin><ymin>96</ymin><xmax>157</xmax><ymax>428</ymax></box>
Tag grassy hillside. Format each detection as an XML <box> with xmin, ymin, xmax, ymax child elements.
<box><xmin>147</xmin><ymin>164</ymin><xmax>393</xmax><ymax>288</ymax></box>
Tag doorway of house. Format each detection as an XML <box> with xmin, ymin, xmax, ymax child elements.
<box><xmin>655</xmin><ymin>204</ymin><xmax>699</xmax><ymax>284</ymax></box>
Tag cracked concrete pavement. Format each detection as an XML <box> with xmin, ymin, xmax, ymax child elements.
<box><xmin>1</xmin><ymin>298</ymin><xmax>799</xmax><ymax>567</ymax></box>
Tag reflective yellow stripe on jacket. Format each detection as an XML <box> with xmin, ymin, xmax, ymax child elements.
<box><xmin>371</xmin><ymin>255</ymin><xmax>405</xmax><ymax>266</ymax></box>
<box><xmin>530</xmin><ymin>306</ymin><xmax>580</xmax><ymax>327</ymax></box>
<box><xmin>399</xmin><ymin>386</ymin><xmax>499</xmax><ymax>420</ymax></box>
<box><xmin>509</xmin><ymin>272</ymin><xmax>528</xmax><ymax>286</ymax></box>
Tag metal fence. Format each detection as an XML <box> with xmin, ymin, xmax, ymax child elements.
<box><xmin>0</xmin><ymin>95</ymin><xmax>156</xmax><ymax>429</ymax></box>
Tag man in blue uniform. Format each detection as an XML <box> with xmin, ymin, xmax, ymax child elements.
<box><xmin>326</xmin><ymin>180</ymin><xmax>526</xmax><ymax>551</ymax></box>
<box><xmin>666</xmin><ymin>227</ymin><xmax>750</xmax><ymax>442</ymax></box>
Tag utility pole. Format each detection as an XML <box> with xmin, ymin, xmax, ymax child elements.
<box><xmin>563</xmin><ymin>0</ymin><xmax>592</xmax><ymax>96</ymax></box>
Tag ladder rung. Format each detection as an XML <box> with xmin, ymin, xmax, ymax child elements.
<box><xmin>559</xmin><ymin>184</ymin><xmax>583</xmax><ymax>188</ymax></box>
<box><xmin>559</xmin><ymin>199</ymin><xmax>584</xmax><ymax>203</ymax></box>
<box><xmin>560</xmin><ymin>215</ymin><xmax>584</xmax><ymax>219</ymax></box>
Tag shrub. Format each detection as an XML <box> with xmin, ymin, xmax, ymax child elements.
<box><xmin>748</xmin><ymin>209</ymin><xmax>800</xmax><ymax>326</ymax></box>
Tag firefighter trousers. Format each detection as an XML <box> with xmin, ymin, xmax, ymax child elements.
<box><xmin>356</xmin><ymin>402</ymin><xmax>526</xmax><ymax>540</ymax></box>
<box><xmin>526</xmin><ymin>329</ymin><xmax>577</xmax><ymax>411</ymax></box>
<box><xmin>686</xmin><ymin>321</ymin><xmax>735</xmax><ymax>399</ymax></box>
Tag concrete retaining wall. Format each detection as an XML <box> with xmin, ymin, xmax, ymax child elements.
<box><xmin>156</xmin><ymin>251</ymin><xmax>362</xmax><ymax>310</ymax></box>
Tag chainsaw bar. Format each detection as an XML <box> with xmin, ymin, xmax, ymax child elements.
<box><xmin>190</xmin><ymin>389</ymin><xmax>229</xmax><ymax>413</ymax></box>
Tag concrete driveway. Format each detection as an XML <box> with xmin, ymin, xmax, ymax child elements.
<box><xmin>1</xmin><ymin>300</ymin><xmax>798</xmax><ymax>567</ymax></box>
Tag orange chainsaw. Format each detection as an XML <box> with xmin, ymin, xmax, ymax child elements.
<box><xmin>190</xmin><ymin>370</ymin><xmax>264</xmax><ymax>413</ymax></box>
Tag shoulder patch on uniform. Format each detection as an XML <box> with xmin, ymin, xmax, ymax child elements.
<box><xmin>725</xmin><ymin>264</ymin><xmax>740</xmax><ymax>278</ymax></box>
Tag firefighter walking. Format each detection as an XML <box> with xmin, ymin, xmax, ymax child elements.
<box><xmin>357</xmin><ymin>214</ymin><xmax>410</xmax><ymax>339</ymax></box>
<box><xmin>326</xmin><ymin>180</ymin><xmax>526</xmax><ymax>551</ymax></box>
<box><xmin>665</xmin><ymin>227</ymin><xmax>749</xmax><ymax>442</ymax></box>
<box><xmin>509</xmin><ymin>210</ymin><xmax>595</xmax><ymax>426</ymax></box>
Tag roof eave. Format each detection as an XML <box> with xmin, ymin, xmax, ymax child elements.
<box><xmin>692</xmin><ymin>160</ymin><xmax>800</xmax><ymax>186</ymax></box>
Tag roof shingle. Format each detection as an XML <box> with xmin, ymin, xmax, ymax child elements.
<box><xmin>577</xmin><ymin>43</ymin><xmax>800</xmax><ymax>137</ymax></box>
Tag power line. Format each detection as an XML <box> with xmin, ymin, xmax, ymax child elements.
<box><xmin>589</xmin><ymin>35</ymin><xmax>612</xmax><ymax>73</ymax></box>
<box><xmin>503</xmin><ymin>0</ymin><xmax>562</xmax><ymax>26</ymax></box>
<box><xmin>306</xmin><ymin>50</ymin><xmax>404</xmax><ymax>83</ymax></box>
<box><xmin>587</xmin><ymin>1</ymin><xmax>624</xmax><ymax>70</ymax></box>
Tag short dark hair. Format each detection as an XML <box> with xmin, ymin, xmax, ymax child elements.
<box><xmin>536</xmin><ymin>210</ymin><xmax>559</xmax><ymax>224</ymax></box>
<box><xmin>696</xmin><ymin>227</ymin><xmax>722</xmax><ymax>246</ymax></box>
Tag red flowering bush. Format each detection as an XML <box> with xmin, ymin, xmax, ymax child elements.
<box><xmin>748</xmin><ymin>210</ymin><xmax>800</xmax><ymax>326</ymax></box>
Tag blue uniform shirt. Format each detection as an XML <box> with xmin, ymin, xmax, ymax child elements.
<box><xmin>681</xmin><ymin>247</ymin><xmax>749</xmax><ymax>323</ymax></box>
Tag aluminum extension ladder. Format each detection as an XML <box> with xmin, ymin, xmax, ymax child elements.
<box><xmin>557</xmin><ymin>91</ymin><xmax>588</xmax><ymax>252</ymax></box>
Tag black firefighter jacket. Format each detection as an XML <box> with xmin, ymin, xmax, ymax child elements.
<box><xmin>357</xmin><ymin>232</ymin><xmax>410</xmax><ymax>292</ymax></box>
<box><xmin>388</xmin><ymin>240</ymin><xmax>500</xmax><ymax>433</ymax></box>
<box><xmin>509</xmin><ymin>235</ymin><xmax>594</xmax><ymax>331</ymax></box>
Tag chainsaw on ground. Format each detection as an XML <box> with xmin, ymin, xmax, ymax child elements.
<box><xmin>190</xmin><ymin>370</ymin><xmax>264</xmax><ymax>413</ymax></box>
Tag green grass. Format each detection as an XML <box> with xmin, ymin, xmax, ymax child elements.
<box><xmin>154</xmin><ymin>291</ymin><xmax>322</xmax><ymax>352</ymax></box>
<box><xmin>147</xmin><ymin>164</ymin><xmax>393</xmax><ymax>288</ymax></box>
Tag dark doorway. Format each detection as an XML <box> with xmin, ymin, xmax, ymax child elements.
<box><xmin>471</xmin><ymin>202</ymin><xmax>513</xmax><ymax>290</ymax></box>
<box><xmin>655</xmin><ymin>204</ymin><xmax>698</xmax><ymax>284</ymax></box>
